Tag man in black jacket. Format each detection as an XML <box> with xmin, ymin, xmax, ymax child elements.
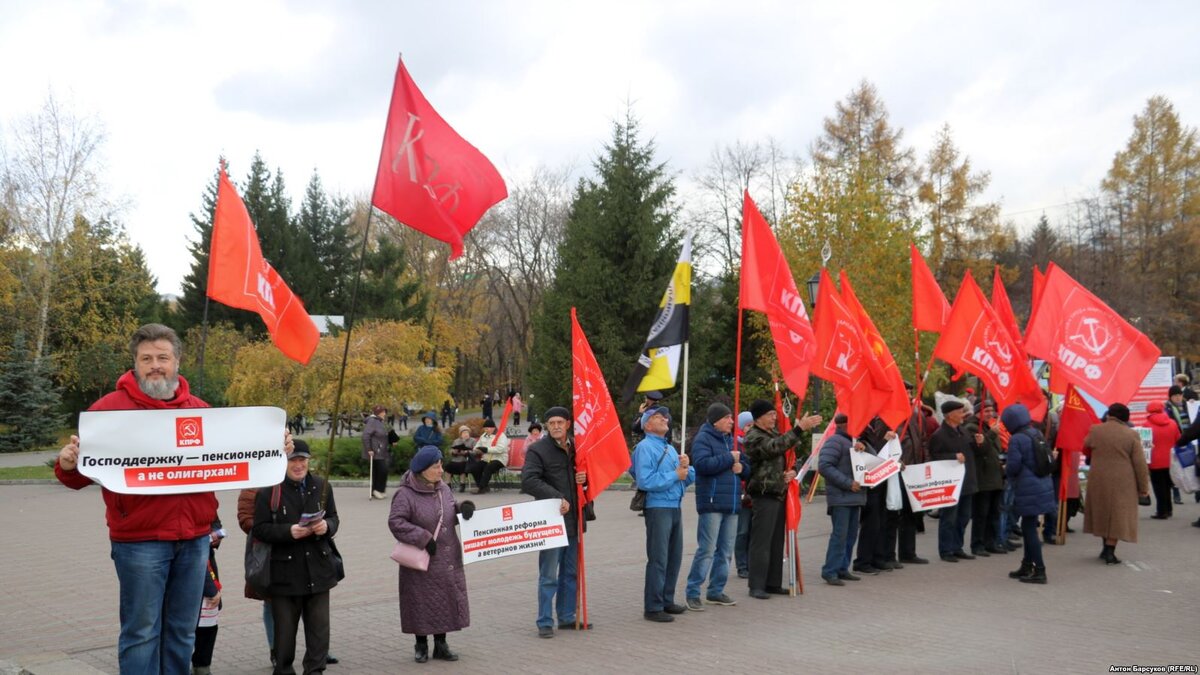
<box><xmin>252</xmin><ymin>441</ymin><xmax>340</xmax><ymax>674</ymax></box>
<box><xmin>929</xmin><ymin>400</ymin><xmax>980</xmax><ymax>562</ymax></box>
<box><xmin>520</xmin><ymin>406</ymin><xmax>589</xmax><ymax>638</ymax></box>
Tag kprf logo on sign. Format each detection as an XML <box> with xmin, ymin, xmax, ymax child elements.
<box><xmin>502</xmin><ymin>507</ymin><xmax>513</xmax><ymax>521</ymax></box>
<box><xmin>176</xmin><ymin>417</ymin><xmax>204</xmax><ymax>447</ymax></box>
<box><xmin>924</xmin><ymin>465</ymin><xmax>933</xmax><ymax>480</ymax></box>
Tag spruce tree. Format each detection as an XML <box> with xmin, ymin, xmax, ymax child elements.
<box><xmin>0</xmin><ymin>333</ymin><xmax>64</xmax><ymax>452</ymax></box>
<box><xmin>295</xmin><ymin>171</ymin><xmax>355</xmax><ymax>314</ymax></box>
<box><xmin>357</xmin><ymin>236</ymin><xmax>428</xmax><ymax>322</ymax></box>
<box><xmin>528</xmin><ymin>113</ymin><xmax>678</xmax><ymax>410</ymax></box>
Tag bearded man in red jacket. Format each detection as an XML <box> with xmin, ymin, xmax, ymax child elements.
<box><xmin>55</xmin><ymin>323</ymin><xmax>291</xmax><ymax>675</ymax></box>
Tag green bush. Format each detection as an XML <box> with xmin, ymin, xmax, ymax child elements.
<box><xmin>308</xmin><ymin>435</ymin><xmax>438</xmax><ymax>478</ymax></box>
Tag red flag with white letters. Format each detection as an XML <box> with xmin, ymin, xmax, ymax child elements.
<box><xmin>571</xmin><ymin>308</ymin><xmax>631</xmax><ymax>502</ymax></box>
<box><xmin>811</xmin><ymin>269</ymin><xmax>887</xmax><ymax>437</ymax></box>
<box><xmin>372</xmin><ymin>57</ymin><xmax>507</xmax><ymax>259</ymax></box>
<box><xmin>208</xmin><ymin>168</ymin><xmax>318</xmax><ymax>364</ymax></box>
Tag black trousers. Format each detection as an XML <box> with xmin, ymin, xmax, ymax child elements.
<box><xmin>879</xmin><ymin>504</ymin><xmax>900</xmax><ymax>563</ymax></box>
<box><xmin>473</xmin><ymin>460</ymin><xmax>505</xmax><ymax>490</ymax></box>
<box><xmin>1150</xmin><ymin>468</ymin><xmax>1174</xmax><ymax>516</ymax></box>
<box><xmin>854</xmin><ymin>487</ymin><xmax>885</xmax><ymax>567</ymax></box>
<box><xmin>971</xmin><ymin>489</ymin><xmax>1002</xmax><ymax>550</ymax></box>
<box><xmin>371</xmin><ymin>458</ymin><xmax>388</xmax><ymax>493</ymax></box>
<box><xmin>898</xmin><ymin>494</ymin><xmax>922</xmax><ymax>560</ymax></box>
<box><xmin>272</xmin><ymin>591</ymin><xmax>330</xmax><ymax>675</ymax></box>
<box><xmin>192</xmin><ymin>624</ymin><xmax>217</xmax><ymax>667</ymax></box>
<box><xmin>748</xmin><ymin>495</ymin><xmax>785</xmax><ymax>591</ymax></box>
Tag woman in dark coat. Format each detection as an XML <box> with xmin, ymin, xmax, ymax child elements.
<box><xmin>413</xmin><ymin>413</ymin><xmax>444</xmax><ymax>448</ymax></box>
<box><xmin>1001</xmin><ymin>403</ymin><xmax>1054</xmax><ymax>583</ymax></box>
<box><xmin>388</xmin><ymin>446</ymin><xmax>474</xmax><ymax>663</ymax></box>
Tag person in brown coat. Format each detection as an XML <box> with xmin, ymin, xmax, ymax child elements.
<box><xmin>1082</xmin><ymin>403</ymin><xmax>1151</xmax><ymax>564</ymax></box>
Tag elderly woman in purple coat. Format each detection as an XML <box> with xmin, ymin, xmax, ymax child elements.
<box><xmin>388</xmin><ymin>445</ymin><xmax>476</xmax><ymax>663</ymax></box>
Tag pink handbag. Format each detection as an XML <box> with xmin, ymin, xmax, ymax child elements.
<box><xmin>390</xmin><ymin>494</ymin><xmax>444</xmax><ymax>571</ymax></box>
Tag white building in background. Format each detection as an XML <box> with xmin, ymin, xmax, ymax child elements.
<box><xmin>310</xmin><ymin>315</ymin><xmax>344</xmax><ymax>335</ymax></box>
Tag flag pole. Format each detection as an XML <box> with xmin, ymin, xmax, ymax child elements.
<box><xmin>680</xmin><ymin>342</ymin><xmax>690</xmax><ymax>455</ymax></box>
<box><xmin>733</xmin><ymin>310</ymin><xmax>744</xmax><ymax>430</ymax></box>
<box><xmin>575</xmin><ymin>483</ymin><xmax>589</xmax><ymax>629</ymax></box>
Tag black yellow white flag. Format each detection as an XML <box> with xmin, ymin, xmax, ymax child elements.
<box><xmin>621</xmin><ymin>235</ymin><xmax>692</xmax><ymax>402</ymax></box>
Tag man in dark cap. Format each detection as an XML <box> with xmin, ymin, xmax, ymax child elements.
<box><xmin>743</xmin><ymin>399</ymin><xmax>822</xmax><ymax>599</ymax></box>
<box><xmin>631</xmin><ymin>390</ymin><xmax>665</xmax><ymax>438</ymax></box>
<box><xmin>930</xmin><ymin>399</ymin><xmax>979</xmax><ymax>562</ymax></box>
<box><xmin>520</xmin><ymin>406</ymin><xmax>589</xmax><ymax>638</ymax></box>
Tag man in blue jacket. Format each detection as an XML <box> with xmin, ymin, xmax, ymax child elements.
<box><xmin>684</xmin><ymin>403</ymin><xmax>751</xmax><ymax>611</ymax></box>
<box><xmin>631</xmin><ymin>405</ymin><xmax>695</xmax><ymax>622</ymax></box>
<box><xmin>819</xmin><ymin>414</ymin><xmax>868</xmax><ymax>585</ymax></box>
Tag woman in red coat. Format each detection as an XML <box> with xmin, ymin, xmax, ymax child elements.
<box><xmin>1145</xmin><ymin>401</ymin><xmax>1180</xmax><ymax>519</ymax></box>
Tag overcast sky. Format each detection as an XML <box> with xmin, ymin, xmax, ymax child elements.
<box><xmin>1</xmin><ymin>0</ymin><xmax>1196</xmax><ymax>296</ymax></box>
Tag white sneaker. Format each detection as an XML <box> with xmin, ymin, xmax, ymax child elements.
<box><xmin>372</xmin><ymin>490</ymin><xmax>386</xmax><ymax>500</ymax></box>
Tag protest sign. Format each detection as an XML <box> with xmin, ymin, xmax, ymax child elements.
<box><xmin>458</xmin><ymin>499</ymin><xmax>568</xmax><ymax>564</ymax></box>
<box><xmin>78</xmin><ymin>406</ymin><xmax>287</xmax><ymax>495</ymax></box>
<box><xmin>863</xmin><ymin>438</ymin><xmax>902</xmax><ymax>487</ymax></box>
<box><xmin>900</xmin><ymin>460</ymin><xmax>966</xmax><ymax>512</ymax></box>
<box><xmin>1133</xmin><ymin>427</ymin><xmax>1153</xmax><ymax>465</ymax></box>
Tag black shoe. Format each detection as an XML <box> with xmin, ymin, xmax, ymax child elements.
<box><xmin>749</xmin><ymin>589</ymin><xmax>771</xmax><ymax>599</ymax></box>
<box><xmin>970</xmin><ymin>547</ymin><xmax>991</xmax><ymax>557</ymax></box>
<box><xmin>1193</xmin><ymin>518</ymin><xmax>1200</xmax><ymax>528</ymax></box>
<box><xmin>899</xmin><ymin>556</ymin><xmax>930</xmax><ymax>565</ymax></box>
<box><xmin>1019</xmin><ymin>566</ymin><xmax>1047</xmax><ymax>584</ymax></box>
<box><xmin>837</xmin><ymin>571</ymin><xmax>861</xmax><ymax>581</ymax></box>
<box><xmin>1009</xmin><ymin>561</ymin><xmax>1034</xmax><ymax>579</ymax></box>
<box><xmin>644</xmin><ymin>611</ymin><xmax>675</xmax><ymax>622</ymax></box>
<box><xmin>764</xmin><ymin>586</ymin><xmax>790</xmax><ymax>595</ymax></box>
<box><xmin>823</xmin><ymin>575</ymin><xmax>845</xmax><ymax>586</ymax></box>
<box><xmin>736</xmin><ymin>569</ymin><xmax>749</xmax><ymax>578</ymax></box>
<box><xmin>557</xmin><ymin>621</ymin><xmax>593</xmax><ymax>630</ymax></box>
<box><xmin>414</xmin><ymin>643</ymin><xmax>429</xmax><ymax>663</ymax></box>
<box><xmin>432</xmin><ymin>641</ymin><xmax>458</xmax><ymax>661</ymax></box>
<box><xmin>1006</xmin><ymin>541</ymin><xmax>1020</xmax><ymax>551</ymax></box>
<box><xmin>663</xmin><ymin>603</ymin><xmax>687</xmax><ymax>614</ymax></box>
<box><xmin>1102</xmin><ymin>550</ymin><xmax>1122</xmax><ymax>565</ymax></box>
<box><xmin>1043</xmin><ymin>535</ymin><xmax>1057</xmax><ymax>545</ymax></box>
<box><xmin>852</xmin><ymin>564</ymin><xmax>880</xmax><ymax>575</ymax></box>
<box><xmin>878</xmin><ymin>560</ymin><xmax>902</xmax><ymax>570</ymax></box>
<box><xmin>1151</xmin><ymin>513</ymin><xmax>1169</xmax><ymax>520</ymax></box>
<box><xmin>985</xmin><ymin>545</ymin><xmax>1008</xmax><ymax>555</ymax></box>
<box><xmin>940</xmin><ymin>554</ymin><xmax>960</xmax><ymax>563</ymax></box>
<box><xmin>537</xmin><ymin>626</ymin><xmax>554</xmax><ymax>638</ymax></box>
<box><xmin>1065</xmin><ymin>526</ymin><xmax>1076</xmax><ymax>533</ymax></box>
<box><xmin>953</xmin><ymin>550</ymin><xmax>976</xmax><ymax>560</ymax></box>
<box><xmin>326</xmin><ymin>654</ymin><xmax>339</xmax><ymax>665</ymax></box>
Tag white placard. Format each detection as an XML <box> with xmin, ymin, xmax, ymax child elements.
<box><xmin>900</xmin><ymin>460</ymin><xmax>966</xmax><ymax>512</ymax></box>
<box><xmin>1134</xmin><ymin>427</ymin><xmax>1153</xmax><ymax>466</ymax></box>
<box><xmin>863</xmin><ymin>438</ymin><xmax>902</xmax><ymax>487</ymax></box>
<box><xmin>78</xmin><ymin>406</ymin><xmax>288</xmax><ymax>495</ymax></box>
<box><xmin>458</xmin><ymin>499</ymin><xmax>568</xmax><ymax>564</ymax></box>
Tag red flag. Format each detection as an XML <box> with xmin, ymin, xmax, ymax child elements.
<box><xmin>811</xmin><ymin>269</ymin><xmax>886</xmax><ymax>436</ymax></box>
<box><xmin>1056</xmin><ymin>384</ymin><xmax>1100</xmax><ymax>454</ymax></box>
<box><xmin>933</xmin><ymin>271</ymin><xmax>1045</xmax><ymax>415</ymax></box>
<box><xmin>491</xmin><ymin>397</ymin><xmax>514</xmax><ymax>445</ymax></box>
<box><xmin>1031</xmin><ymin>266</ymin><xmax>1046</xmax><ymax>317</ymax></box>
<box><xmin>911</xmin><ymin>244</ymin><xmax>951</xmax><ymax>332</ymax></box>
<box><xmin>739</xmin><ymin>192</ymin><xmax>816</xmax><ymax>396</ymax></box>
<box><xmin>840</xmin><ymin>270</ymin><xmax>908</xmax><ymax>429</ymax></box>
<box><xmin>371</xmin><ymin>57</ymin><xmax>507</xmax><ymax>259</ymax></box>
<box><xmin>991</xmin><ymin>266</ymin><xmax>1024</xmax><ymax>347</ymax></box>
<box><xmin>774</xmin><ymin>387</ymin><xmax>803</xmax><ymax>532</ymax></box>
<box><xmin>1024</xmin><ymin>263</ymin><xmax>1161</xmax><ymax>404</ymax></box>
<box><xmin>571</xmin><ymin>309</ymin><xmax>631</xmax><ymax>502</ymax></box>
<box><xmin>208</xmin><ymin>168</ymin><xmax>318</xmax><ymax>364</ymax></box>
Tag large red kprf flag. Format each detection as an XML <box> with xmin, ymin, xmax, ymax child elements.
<box><xmin>991</xmin><ymin>266</ymin><xmax>1024</xmax><ymax>348</ymax></box>
<box><xmin>933</xmin><ymin>271</ymin><xmax>1044</xmax><ymax>416</ymax></box>
<box><xmin>812</xmin><ymin>269</ymin><xmax>887</xmax><ymax>437</ymax></box>
<box><xmin>372</xmin><ymin>57</ymin><xmax>507</xmax><ymax>259</ymax></box>
<box><xmin>1024</xmin><ymin>263</ymin><xmax>1160</xmax><ymax>404</ymax></box>
<box><xmin>571</xmin><ymin>308</ymin><xmax>631</xmax><ymax>502</ymax></box>
<box><xmin>208</xmin><ymin>168</ymin><xmax>318</xmax><ymax>364</ymax></box>
<box><xmin>840</xmin><ymin>270</ymin><xmax>908</xmax><ymax>429</ymax></box>
<box><xmin>739</xmin><ymin>192</ymin><xmax>816</xmax><ymax>396</ymax></box>
<box><xmin>911</xmin><ymin>244</ymin><xmax>951</xmax><ymax>333</ymax></box>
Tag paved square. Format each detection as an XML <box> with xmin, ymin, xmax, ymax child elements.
<box><xmin>2</xmin><ymin>483</ymin><xmax>1197</xmax><ymax>673</ymax></box>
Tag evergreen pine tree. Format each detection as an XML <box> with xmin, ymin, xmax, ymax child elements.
<box><xmin>528</xmin><ymin>113</ymin><xmax>678</xmax><ymax>410</ymax></box>
<box><xmin>294</xmin><ymin>171</ymin><xmax>355</xmax><ymax>314</ymax></box>
<box><xmin>0</xmin><ymin>332</ymin><xmax>64</xmax><ymax>452</ymax></box>
<box><xmin>357</xmin><ymin>236</ymin><xmax>428</xmax><ymax>322</ymax></box>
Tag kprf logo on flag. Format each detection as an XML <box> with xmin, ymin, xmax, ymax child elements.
<box><xmin>176</xmin><ymin>417</ymin><xmax>204</xmax><ymax>447</ymax></box>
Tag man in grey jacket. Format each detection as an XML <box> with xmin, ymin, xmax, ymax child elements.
<box><xmin>819</xmin><ymin>414</ymin><xmax>868</xmax><ymax>585</ymax></box>
<box><xmin>363</xmin><ymin>404</ymin><xmax>391</xmax><ymax>499</ymax></box>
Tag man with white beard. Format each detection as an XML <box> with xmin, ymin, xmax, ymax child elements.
<box><xmin>55</xmin><ymin>323</ymin><xmax>293</xmax><ymax>674</ymax></box>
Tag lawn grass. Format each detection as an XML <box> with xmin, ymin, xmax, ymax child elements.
<box><xmin>0</xmin><ymin>465</ymin><xmax>55</xmax><ymax>480</ymax></box>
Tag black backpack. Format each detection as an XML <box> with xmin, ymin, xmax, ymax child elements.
<box><xmin>1022</xmin><ymin>429</ymin><xmax>1052</xmax><ymax>478</ymax></box>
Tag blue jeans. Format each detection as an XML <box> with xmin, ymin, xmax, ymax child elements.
<box><xmin>1021</xmin><ymin>515</ymin><xmax>1044</xmax><ymax>567</ymax></box>
<box><xmin>938</xmin><ymin>493</ymin><xmax>974</xmax><ymax>555</ymax></box>
<box><xmin>110</xmin><ymin>536</ymin><xmax>209</xmax><ymax>675</ymax></box>
<box><xmin>822</xmin><ymin>505</ymin><xmax>860</xmax><ymax>579</ymax></box>
<box><xmin>998</xmin><ymin>483</ymin><xmax>1015</xmax><ymax>546</ymax></box>
<box><xmin>643</xmin><ymin>507</ymin><xmax>683</xmax><ymax>613</ymax></box>
<box><xmin>734</xmin><ymin>508</ymin><xmax>752</xmax><ymax>574</ymax></box>
<box><xmin>685</xmin><ymin>511</ymin><xmax>737</xmax><ymax>599</ymax></box>
<box><xmin>536</xmin><ymin>538</ymin><xmax>578</xmax><ymax>628</ymax></box>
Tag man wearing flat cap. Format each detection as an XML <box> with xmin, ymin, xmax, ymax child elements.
<box><xmin>930</xmin><ymin>399</ymin><xmax>980</xmax><ymax>562</ymax></box>
<box><xmin>743</xmin><ymin>400</ymin><xmax>822</xmax><ymax>599</ymax></box>
<box><xmin>631</xmin><ymin>390</ymin><xmax>665</xmax><ymax>438</ymax></box>
<box><xmin>521</xmin><ymin>406</ymin><xmax>589</xmax><ymax>638</ymax></box>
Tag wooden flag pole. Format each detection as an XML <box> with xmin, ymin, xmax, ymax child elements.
<box><xmin>576</xmin><ymin>483</ymin><xmax>589</xmax><ymax>628</ymax></box>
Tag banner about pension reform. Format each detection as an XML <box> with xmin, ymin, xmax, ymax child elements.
<box><xmin>458</xmin><ymin>499</ymin><xmax>568</xmax><ymax>564</ymax></box>
<box><xmin>900</xmin><ymin>460</ymin><xmax>966</xmax><ymax>512</ymax></box>
<box><xmin>863</xmin><ymin>438</ymin><xmax>903</xmax><ymax>488</ymax></box>
<box><xmin>77</xmin><ymin>406</ymin><xmax>288</xmax><ymax>495</ymax></box>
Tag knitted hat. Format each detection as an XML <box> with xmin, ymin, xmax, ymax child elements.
<box><xmin>706</xmin><ymin>403</ymin><xmax>733</xmax><ymax>425</ymax></box>
<box><xmin>834</xmin><ymin>413</ymin><xmax>848</xmax><ymax>425</ymax></box>
<box><xmin>640</xmin><ymin>406</ymin><xmax>671</xmax><ymax>428</ymax></box>
<box><xmin>1169</xmin><ymin>385</ymin><xmax>1183</xmax><ymax>397</ymax></box>
<box><xmin>543</xmin><ymin>406</ymin><xmax>570</xmax><ymax>422</ymax></box>
<box><xmin>482</xmin><ymin>418</ymin><xmax>497</xmax><ymax>429</ymax></box>
<box><xmin>410</xmin><ymin>445</ymin><xmax>443</xmax><ymax>473</ymax></box>
<box><xmin>941</xmin><ymin>400</ymin><xmax>965</xmax><ymax>415</ymax></box>
<box><xmin>1106</xmin><ymin>403</ymin><xmax>1131</xmax><ymax>423</ymax></box>
<box><xmin>750</xmin><ymin>399</ymin><xmax>774</xmax><ymax>420</ymax></box>
<box><xmin>737</xmin><ymin>411</ymin><xmax>753</xmax><ymax>429</ymax></box>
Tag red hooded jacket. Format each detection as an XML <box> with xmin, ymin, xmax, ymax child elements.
<box><xmin>1145</xmin><ymin>402</ymin><xmax>1180</xmax><ymax>470</ymax></box>
<box><xmin>55</xmin><ymin>371</ymin><xmax>217</xmax><ymax>542</ymax></box>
